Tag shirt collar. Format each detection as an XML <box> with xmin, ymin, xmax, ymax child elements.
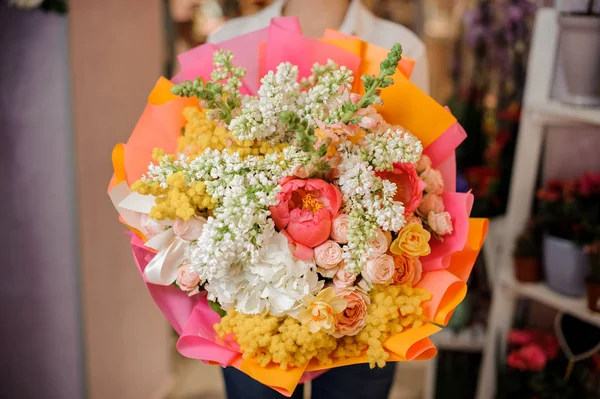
<box><xmin>268</xmin><ymin>0</ymin><xmax>374</xmax><ymax>38</ymax></box>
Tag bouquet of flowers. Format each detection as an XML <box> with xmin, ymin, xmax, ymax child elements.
<box><xmin>108</xmin><ymin>18</ymin><xmax>487</xmax><ymax>395</ymax></box>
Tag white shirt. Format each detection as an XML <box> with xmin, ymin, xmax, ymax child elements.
<box><xmin>207</xmin><ymin>0</ymin><xmax>430</xmax><ymax>94</ymax></box>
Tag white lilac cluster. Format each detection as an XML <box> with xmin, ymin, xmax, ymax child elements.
<box><xmin>229</xmin><ymin>60</ymin><xmax>354</xmax><ymax>142</ymax></box>
<box><xmin>210</xmin><ymin>49</ymin><xmax>246</xmax><ymax>94</ymax></box>
<box><xmin>302</xmin><ymin>61</ymin><xmax>354</xmax><ymax>124</ymax></box>
<box><xmin>185</xmin><ymin>149</ymin><xmax>284</xmax><ymax>267</ymax></box>
<box><xmin>142</xmin><ymin>154</ymin><xmax>190</xmax><ymax>188</ymax></box>
<box><xmin>360</xmin><ymin>127</ymin><xmax>423</xmax><ymax>171</ymax></box>
<box><xmin>337</xmin><ymin>155</ymin><xmax>406</xmax><ymax>273</ymax></box>
<box><xmin>229</xmin><ymin>63</ymin><xmax>305</xmax><ymax>142</ymax></box>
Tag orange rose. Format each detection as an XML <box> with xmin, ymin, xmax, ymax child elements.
<box><xmin>332</xmin><ymin>287</ymin><xmax>370</xmax><ymax>338</ymax></box>
<box><xmin>390</xmin><ymin>223</ymin><xmax>431</xmax><ymax>257</ymax></box>
<box><xmin>392</xmin><ymin>253</ymin><xmax>422</xmax><ymax>286</ymax></box>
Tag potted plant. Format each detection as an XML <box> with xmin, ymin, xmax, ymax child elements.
<box><xmin>498</xmin><ymin>329</ymin><xmax>593</xmax><ymax>398</ymax></box>
<box><xmin>537</xmin><ymin>173</ymin><xmax>600</xmax><ymax>297</ymax></box>
<box><xmin>513</xmin><ymin>220</ymin><xmax>543</xmax><ymax>282</ymax></box>
<box><xmin>556</xmin><ymin>0</ymin><xmax>600</xmax><ymax>106</ymax></box>
<box><xmin>585</xmin><ymin>241</ymin><xmax>600</xmax><ymax>312</ymax></box>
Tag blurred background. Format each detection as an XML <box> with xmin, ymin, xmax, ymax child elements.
<box><xmin>1</xmin><ymin>0</ymin><xmax>600</xmax><ymax>398</ymax></box>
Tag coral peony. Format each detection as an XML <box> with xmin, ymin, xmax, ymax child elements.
<box><xmin>270</xmin><ymin>178</ymin><xmax>342</xmax><ymax>260</ymax></box>
<box><xmin>377</xmin><ymin>163</ymin><xmax>426</xmax><ymax>215</ymax></box>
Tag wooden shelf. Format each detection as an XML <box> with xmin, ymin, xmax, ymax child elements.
<box><xmin>501</xmin><ymin>271</ymin><xmax>600</xmax><ymax>327</ymax></box>
<box><xmin>529</xmin><ymin>101</ymin><xmax>600</xmax><ymax>126</ymax></box>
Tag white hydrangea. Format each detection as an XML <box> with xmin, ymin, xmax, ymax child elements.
<box><xmin>361</xmin><ymin>127</ymin><xmax>423</xmax><ymax>171</ymax></box>
<box><xmin>204</xmin><ymin>232</ymin><xmax>323</xmax><ymax>317</ymax></box>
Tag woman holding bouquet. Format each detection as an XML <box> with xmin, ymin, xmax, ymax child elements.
<box><xmin>207</xmin><ymin>0</ymin><xmax>430</xmax><ymax>397</ymax></box>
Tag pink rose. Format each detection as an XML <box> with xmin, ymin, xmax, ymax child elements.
<box><xmin>377</xmin><ymin>163</ymin><xmax>427</xmax><ymax>215</ymax></box>
<box><xmin>333</xmin><ymin>266</ymin><xmax>357</xmax><ymax>288</ymax></box>
<box><xmin>369</xmin><ymin>229</ymin><xmax>390</xmax><ymax>259</ymax></box>
<box><xmin>173</xmin><ymin>215</ymin><xmax>206</xmax><ymax>241</ymax></box>
<box><xmin>332</xmin><ymin>287</ymin><xmax>370</xmax><ymax>338</ymax></box>
<box><xmin>419</xmin><ymin>193</ymin><xmax>445</xmax><ymax>215</ymax></box>
<box><xmin>420</xmin><ymin>168</ymin><xmax>444</xmax><ymax>195</ymax></box>
<box><xmin>415</xmin><ymin>155</ymin><xmax>433</xmax><ymax>174</ymax></box>
<box><xmin>176</xmin><ymin>263</ymin><xmax>201</xmax><ymax>296</ymax></box>
<box><xmin>427</xmin><ymin>211</ymin><xmax>453</xmax><ymax>236</ymax></box>
<box><xmin>140</xmin><ymin>214</ymin><xmax>166</xmax><ymax>239</ymax></box>
<box><xmin>362</xmin><ymin>254</ymin><xmax>395</xmax><ymax>285</ymax></box>
<box><xmin>270</xmin><ymin>178</ymin><xmax>342</xmax><ymax>260</ymax></box>
<box><xmin>314</xmin><ymin>240</ymin><xmax>343</xmax><ymax>269</ymax></box>
<box><xmin>330</xmin><ymin>214</ymin><xmax>350</xmax><ymax>244</ymax></box>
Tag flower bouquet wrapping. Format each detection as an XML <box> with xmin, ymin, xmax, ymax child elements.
<box><xmin>108</xmin><ymin>17</ymin><xmax>488</xmax><ymax>396</ymax></box>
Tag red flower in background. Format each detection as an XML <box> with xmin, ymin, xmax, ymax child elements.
<box><xmin>506</xmin><ymin>329</ymin><xmax>560</xmax><ymax>372</ymax></box>
<box><xmin>580</xmin><ymin>172</ymin><xmax>600</xmax><ymax>197</ymax></box>
<box><xmin>507</xmin><ymin>344</ymin><xmax>548</xmax><ymax>372</ymax></box>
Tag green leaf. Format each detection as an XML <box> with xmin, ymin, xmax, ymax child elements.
<box><xmin>208</xmin><ymin>300</ymin><xmax>227</xmax><ymax>317</ymax></box>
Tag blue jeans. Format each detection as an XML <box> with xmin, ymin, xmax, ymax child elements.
<box><xmin>222</xmin><ymin>363</ymin><xmax>397</xmax><ymax>399</ymax></box>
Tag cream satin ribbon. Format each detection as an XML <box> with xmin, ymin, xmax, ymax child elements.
<box><xmin>109</xmin><ymin>181</ymin><xmax>185</xmax><ymax>285</ymax></box>
<box><xmin>143</xmin><ymin>228</ymin><xmax>187</xmax><ymax>285</ymax></box>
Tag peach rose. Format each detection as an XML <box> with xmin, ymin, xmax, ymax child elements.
<box><xmin>140</xmin><ymin>214</ymin><xmax>166</xmax><ymax>239</ymax></box>
<box><xmin>314</xmin><ymin>240</ymin><xmax>343</xmax><ymax>269</ymax></box>
<box><xmin>390</xmin><ymin>223</ymin><xmax>431</xmax><ymax>257</ymax></box>
<box><xmin>405</xmin><ymin>215</ymin><xmax>423</xmax><ymax>226</ymax></box>
<box><xmin>392</xmin><ymin>254</ymin><xmax>422</xmax><ymax>286</ymax></box>
<box><xmin>415</xmin><ymin>155</ymin><xmax>432</xmax><ymax>174</ymax></box>
<box><xmin>173</xmin><ymin>215</ymin><xmax>206</xmax><ymax>241</ymax></box>
<box><xmin>176</xmin><ymin>263</ymin><xmax>201</xmax><ymax>296</ymax></box>
<box><xmin>428</xmin><ymin>211</ymin><xmax>453</xmax><ymax>236</ymax></box>
<box><xmin>330</xmin><ymin>214</ymin><xmax>350</xmax><ymax>244</ymax></box>
<box><xmin>332</xmin><ymin>287</ymin><xmax>370</xmax><ymax>338</ymax></box>
<box><xmin>333</xmin><ymin>266</ymin><xmax>357</xmax><ymax>288</ymax></box>
<box><xmin>420</xmin><ymin>168</ymin><xmax>444</xmax><ymax>195</ymax></box>
<box><xmin>369</xmin><ymin>229</ymin><xmax>390</xmax><ymax>259</ymax></box>
<box><xmin>383</xmin><ymin>230</ymin><xmax>393</xmax><ymax>246</ymax></box>
<box><xmin>362</xmin><ymin>254</ymin><xmax>395</xmax><ymax>285</ymax></box>
<box><xmin>419</xmin><ymin>193</ymin><xmax>445</xmax><ymax>215</ymax></box>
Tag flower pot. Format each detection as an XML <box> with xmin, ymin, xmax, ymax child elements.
<box><xmin>556</xmin><ymin>14</ymin><xmax>600</xmax><ymax>106</ymax></box>
<box><xmin>513</xmin><ymin>256</ymin><xmax>542</xmax><ymax>283</ymax></box>
<box><xmin>587</xmin><ymin>281</ymin><xmax>600</xmax><ymax>313</ymax></box>
<box><xmin>543</xmin><ymin>235</ymin><xmax>589</xmax><ymax>297</ymax></box>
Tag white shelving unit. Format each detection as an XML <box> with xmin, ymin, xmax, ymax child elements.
<box><xmin>476</xmin><ymin>8</ymin><xmax>600</xmax><ymax>399</ymax></box>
